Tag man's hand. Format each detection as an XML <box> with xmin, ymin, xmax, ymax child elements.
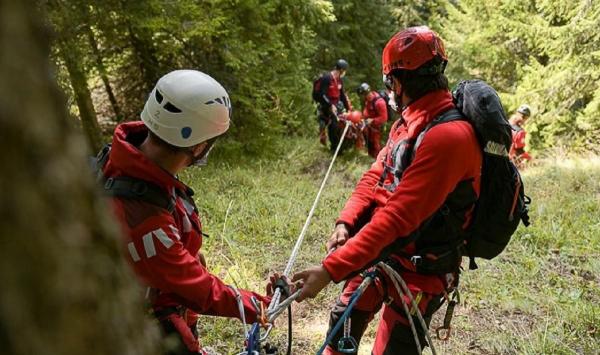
<box><xmin>326</xmin><ymin>223</ymin><xmax>350</xmax><ymax>254</ymax></box>
<box><xmin>266</xmin><ymin>273</ymin><xmax>295</xmax><ymax>298</ymax></box>
<box><xmin>291</xmin><ymin>265</ymin><xmax>332</xmax><ymax>302</ymax></box>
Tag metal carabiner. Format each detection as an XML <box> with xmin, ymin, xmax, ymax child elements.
<box><xmin>337</xmin><ymin>316</ymin><xmax>358</xmax><ymax>353</ymax></box>
<box><xmin>337</xmin><ymin>336</ymin><xmax>358</xmax><ymax>354</ymax></box>
<box><xmin>435</xmin><ymin>325</ymin><xmax>452</xmax><ymax>341</ymax></box>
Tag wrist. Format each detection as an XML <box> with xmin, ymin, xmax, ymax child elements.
<box><xmin>335</xmin><ymin>223</ymin><xmax>348</xmax><ymax>230</ymax></box>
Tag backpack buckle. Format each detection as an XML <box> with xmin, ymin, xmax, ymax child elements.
<box><xmin>104</xmin><ymin>177</ymin><xmax>114</xmax><ymax>190</ymax></box>
<box><xmin>410</xmin><ymin>255</ymin><xmax>422</xmax><ymax>266</ymax></box>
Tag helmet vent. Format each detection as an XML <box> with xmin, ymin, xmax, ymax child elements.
<box><xmin>155</xmin><ymin>90</ymin><xmax>164</xmax><ymax>103</ymax></box>
<box><xmin>205</xmin><ymin>96</ymin><xmax>231</xmax><ymax>108</ymax></box>
<box><xmin>164</xmin><ymin>102</ymin><xmax>182</xmax><ymax>113</ymax></box>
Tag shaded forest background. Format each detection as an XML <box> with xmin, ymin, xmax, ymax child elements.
<box><xmin>45</xmin><ymin>0</ymin><xmax>600</xmax><ymax>155</ymax></box>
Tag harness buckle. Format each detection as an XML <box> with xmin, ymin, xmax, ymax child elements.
<box><xmin>337</xmin><ymin>336</ymin><xmax>358</xmax><ymax>353</ymax></box>
<box><xmin>104</xmin><ymin>177</ymin><xmax>114</xmax><ymax>190</ymax></box>
<box><xmin>410</xmin><ymin>255</ymin><xmax>423</xmax><ymax>266</ymax></box>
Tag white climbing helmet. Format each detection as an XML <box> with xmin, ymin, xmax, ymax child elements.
<box><xmin>141</xmin><ymin>70</ymin><xmax>231</xmax><ymax>148</ymax></box>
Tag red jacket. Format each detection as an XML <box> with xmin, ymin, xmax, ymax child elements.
<box><xmin>509</xmin><ymin>125</ymin><xmax>526</xmax><ymax>158</ymax></box>
<box><xmin>104</xmin><ymin>122</ymin><xmax>269</xmax><ymax>322</ymax></box>
<box><xmin>315</xmin><ymin>72</ymin><xmax>352</xmax><ymax>111</ymax></box>
<box><xmin>322</xmin><ymin>90</ymin><xmax>482</xmax><ymax>294</ymax></box>
<box><xmin>362</xmin><ymin>91</ymin><xmax>388</xmax><ymax>128</ymax></box>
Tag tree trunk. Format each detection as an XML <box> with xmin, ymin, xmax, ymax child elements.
<box><xmin>126</xmin><ymin>22</ymin><xmax>161</xmax><ymax>92</ymax></box>
<box><xmin>59</xmin><ymin>39</ymin><xmax>103</xmax><ymax>152</ymax></box>
<box><xmin>0</xmin><ymin>1</ymin><xmax>158</xmax><ymax>355</ymax></box>
<box><xmin>86</xmin><ymin>25</ymin><xmax>122</xmax><ymax>121</ymax></box>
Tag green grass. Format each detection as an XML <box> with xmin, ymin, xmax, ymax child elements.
<box><xmin>181</xmin><ymin>139</ymin><xmax>600</xmax><ymax>354</ymax></box>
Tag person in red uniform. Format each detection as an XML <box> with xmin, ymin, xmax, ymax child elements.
<box><xmin>509</xmin><ymin>104</ymin><xmax>532</xmax><ymax>168</ymax></box>
<box><xmin>102</xmin><ymin>70</ymin><xmax>271</xmax><ymax>355</ymax></box>
<box><xmin>356</xmin><ymin>83</ymin><xmax>389</xmax><ymax>158</ymax></box>
<box><xmin>292</xmin><ymin>27</ymin><xmax>483</xmax><ymax>354</ymax></box>
<box><xmin>314</xmin><ymin>59</ymin><xmax>352</xmax><ymax>151</ymax></box>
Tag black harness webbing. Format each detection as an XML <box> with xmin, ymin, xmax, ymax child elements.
<box><xmin>93</xmin><ymin>144</ymin><xmax>176</xmax><ymax>214</ymax></box>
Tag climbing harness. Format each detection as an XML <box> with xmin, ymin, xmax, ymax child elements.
<box><xmin>436</xmin><ymin>289</ymin><xmax>460</xmax><ymax>341</ymax></box>
<box><xmin>240</xmin><ymin>120</ymin><xmax>352</xmax><ymax>354</ymax></box>
<box><xmin>315</xmin><ymin>262</ymin><xmax>440</xmax><ymax>355</ymax></box>
<box><xmin>316</xmin><ymin>271</ymin><xmax>376</xmax><ymax>355</ymax></box>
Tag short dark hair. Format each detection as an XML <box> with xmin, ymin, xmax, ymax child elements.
<box><xmin>147</xmin><ymin>130</ymin><xmax>185</xmax><ymax>153</ymax></box>
<box><xmin>390</xmin><ymin>56</ymin><xmax>449</xmax><ymax>101</ymax></box>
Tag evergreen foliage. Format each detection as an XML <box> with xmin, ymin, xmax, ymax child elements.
<box><xmin>441</xmin><ymin>0</ymin><xmax>600</xmax><ymax>151</ymax></box>
<box><xmin>45</xmin><ymin>0</ymin><xmax>600</xmax><ymax>152</ymax></box>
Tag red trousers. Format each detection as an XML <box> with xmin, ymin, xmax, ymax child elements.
<box><xmin>365</xmin><ymin>126</ymin><xmax>382</xmax><ymax>158</ymax></box>
<box><xmin>323</xmin><ymin>271</ymin><xmax>445</xmax><ymax>355</ymax></box>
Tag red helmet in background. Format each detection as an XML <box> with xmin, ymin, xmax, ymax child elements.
<box><xmin>346</xmin><ymin>110</ymin><xmax>363</xmax><ymax>124</ymax></box>
<box><xmin>382</xmin><ymin>26</ymin><xmax>447</xmax><ymax>75</ymax></box>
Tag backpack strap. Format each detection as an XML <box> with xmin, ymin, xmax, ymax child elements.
<box><xmin>379</xmin><ymin>108</ymin><xmax>465</xmax><ymax>191</ymax></box>
<box><xmin>93</xmin><ymin>144</ymin><xmax>176</xmax><ymax>214</ymax></box>
<box><xmin>103</xmin><ymin>176</ymin><xmax>176</xmax><ymax>213</ymax></box>
<box><xmin>414</xmin><ymin>109</ymin><xmax>464</xmax><ymax>151</ymax></box>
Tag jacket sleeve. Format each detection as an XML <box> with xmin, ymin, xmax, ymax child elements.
<box><xmin>129</xmin><ymin>215</ymin><xmax>269</xmax><ymax>322</ymax></box>
<box><xmin>324</xmin><ymin>122</ymin><xmax>480</xmax><ymax>282</ymax></box>
<box><xmin>336</xmin><ymin>145</ymin><xmax>388</xmax><ymax>230</ymax></box>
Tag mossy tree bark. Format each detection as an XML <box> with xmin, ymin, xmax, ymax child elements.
<box><xmin>0</xmin><ymin>1</ymin><xmax>158</xmax><ymax>354</ymax></box>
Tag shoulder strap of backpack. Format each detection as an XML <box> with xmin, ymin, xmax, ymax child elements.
<box><xmin>94</xmin><ymin>145</ymin><xmax>176</xmax><ymax>213</ymax></box>
<box><xmin>102</xmin><ymin>177</ymin><xmax>176</xmax><ymax>213</ymax></box>
<box><xmin>413</xmin><ymin>108</ymin><xmax>465</xmax><ymax>156</ymax></box>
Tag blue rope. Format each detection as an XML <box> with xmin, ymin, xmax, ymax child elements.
<box><xmin>315</xmin><ymin>273</ymin><xmax>375</xmax><ymax>355</ymax></box>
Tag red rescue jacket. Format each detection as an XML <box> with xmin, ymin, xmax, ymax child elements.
<box><xmin>509</xmin><ymin>125</ymin><xmax>527</xmax><ymax>158</ymax></box>
<box><xmin>362</xmin><ymin>91</ymin><xmax>388</xmax><ymax>129</ymax></box>
<box><xmin>104</xmin><ymin>122</ymin><xmax>269</xmax><ymax>322</ymax></box>
<box><xmin>322</xmin><ymin>90</ymin><xmax>482</xmax><ymax>294</ymax></box>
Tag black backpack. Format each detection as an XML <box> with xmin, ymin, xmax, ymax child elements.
<box><xmin>452</xmin><ymin>79</ymin><xmax>531</xmax><ymax>269</ymax></box>
<box><xmin>376</xmin><ymin>89</ymin><xmax>395</xmax><ymax>123</ymax></box>
<box><xmin>311</xmin><ymin>72</ymin><xmax>327</xmax><ymax>102</ymax></box>
<box><xmin>386</xmin><ymin>80</ymin><xmax>531</xmax><ymax>273</ymax></box>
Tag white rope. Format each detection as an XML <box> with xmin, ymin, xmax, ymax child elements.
<box><xmin>269</xmin><ymin>120</ymin><xmax>352</xmax><ymax>311</ymax></box>
<box><xmin>378</xmin><ymin>262</ymin><xmax>438</xmax><ymax>355</ymax></box>
<box><xmin>266</xmin><ymin>289</ymin><xmax>302</xmax><ymax>322</ymax></box>
<box><xmin>378</xmin><ymin>264</ymin><xmax>422</xmax><ymax>353</ymax></box>
<box><xmin>230</xmin><ymin>286</ymin><xmax>249</xmax><ymax>338</ymax></box>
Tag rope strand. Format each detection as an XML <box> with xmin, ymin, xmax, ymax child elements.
<box><xmin>269</xmin><ymin>120</ymin><xmax>352</xmax><ymax>311</ymax></box>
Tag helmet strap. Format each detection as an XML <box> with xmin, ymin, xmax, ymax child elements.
<box><xmin>186</xmin><ymin>137</ymin><xmax>218</xmax><ymax>167</ymax></box>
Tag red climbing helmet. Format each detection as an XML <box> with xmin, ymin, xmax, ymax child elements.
<box><xmin>345</xmin><ymin>110</ymin><xmax>363</xmax><ymax>124</ymax></box>
<box><xmin>382</xmin><ymin>26</ymin><xmax>447</xmax><ymax>75</ymax></box>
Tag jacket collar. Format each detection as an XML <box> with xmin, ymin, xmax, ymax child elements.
<box><xmin>401</xmin><ymin>89</ymin><xmax>455</xmax><ymax>137</ymax></box>
<box><xmin>107</xmin><ymin>121</ymin><xmax>188</xmax><ymax>192</ymax></box>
